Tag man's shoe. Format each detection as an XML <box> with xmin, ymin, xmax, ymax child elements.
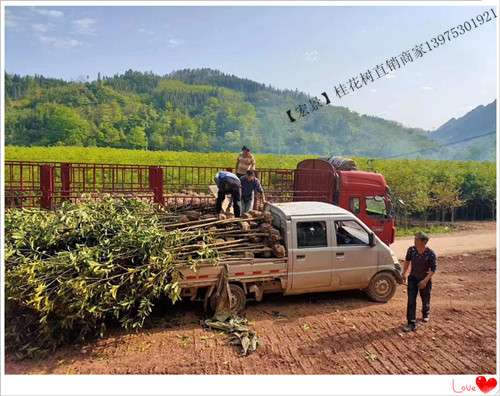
<box><xmin>423</xmin><ymin>316</ymin><xmax>430</xmax><ymax>323</ymax></box>
<box><xmin>403</xmin><ymin>322</ymin><xmax>417</xmax><ymax>332</ymax></box>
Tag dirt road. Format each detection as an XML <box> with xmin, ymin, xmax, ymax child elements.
<box><xmin>392</xmin><ymin>222</ymin><xmax>496</xmax><ymax>259</ymax></box>
<box><xmin>6</xmin><ymin>249</ymin><xmax>496</xmax><ymax>375</ymax></box>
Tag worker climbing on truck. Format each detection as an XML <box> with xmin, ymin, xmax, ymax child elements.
<box><xmin>240</xmin><ymin>170</ymin><xmax>266</xmax><ymax>214</ymax></box>
<box><xmin>214</xmin><ymin>170</ymin><xmax>242</xmax><ymax>218</ymax></box>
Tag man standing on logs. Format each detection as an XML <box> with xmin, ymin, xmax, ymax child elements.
<box><xmin>240</xmin><ymin>170</ymin><xmax>266</xmax><ymax>214</ymax></box>
<box><xmin>214</xmin><ymin>170</ymin><xmax>242</xmax><ymax>218</ymax></box>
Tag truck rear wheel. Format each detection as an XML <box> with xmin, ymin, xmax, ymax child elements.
<box><xmin>367</xmin><ymin>272</ymin><xmax>397</xmax><ymax>303</ymax></box>
<box><xmin>210</xmin><ymin>283</ymin><xmax>246</xmax><ymax>314</ymax></box>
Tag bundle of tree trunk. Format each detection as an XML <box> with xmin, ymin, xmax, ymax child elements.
<box><xmin>75</xmin><ymin>191</ymin><xmax>217</xmax><ymax>213</ymax></box>
<box><xmin>159</xmin><ymin>208</ymin><xmax>286</xmax><ymax>261</ymax></box>
<box><xmin>164</xmin><ymin>191</ymin><xmax>215</xmax><ymax>210</ymax></box>
<box><xmin>74</xmin><ymin>192</ymin><xmax>283</xmax><ymax>260</ymax></box>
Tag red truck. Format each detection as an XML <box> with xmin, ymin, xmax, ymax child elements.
<box><xmin>289</xmin><ymin>158</ymin><xmax>395</xmax><ymax>245</ymax></box>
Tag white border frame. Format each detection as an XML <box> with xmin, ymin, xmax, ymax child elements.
<box><xmin>1</xmin><ymin>1</ymin><xmax>498</xmax><ymax>396</ymax></box>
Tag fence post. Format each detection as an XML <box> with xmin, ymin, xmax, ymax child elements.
<box><xmin>61</xmin><ymin>163</ymin><xmax>72</xmax><ymax>202</ymax></box>
<box><xmin>156</xmin><ymin>167</ymin><xmax>165</xmax><ymax>205</ymax></box>
<box><xmin>148</xmin><ymin>166</ymin><xmax>155</xmax><ymax>191</ymax></box>
<box><xmin>40</xmin><ymin>164</ymin><xmax>55</xmax><ymax>210</ymax></box>
<box><xmin>149</xmin><ymin>166</ymin><xmax>164</xmax><ymax>206</ymax></box>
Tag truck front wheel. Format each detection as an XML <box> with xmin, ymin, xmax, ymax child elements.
<box><xmin>366</xmin><ymin>272</ymin><xmax>397</xmax><ymax>302</ymax></box>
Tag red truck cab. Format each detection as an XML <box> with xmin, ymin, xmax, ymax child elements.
<box><xmin>294</xmin><ymin>159</ymin><xmax>395</xmax><ymax>245</ymax></box>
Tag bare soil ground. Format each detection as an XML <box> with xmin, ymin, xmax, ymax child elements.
<box><xmin>5</xmin><ymin>249</ymin><xmax>496</xmax><ymax>375</ymax></box>
<box><xmin>451</xmin><ymin>221</ymin><xmax>496</xmax><ymax>232</ymax></box>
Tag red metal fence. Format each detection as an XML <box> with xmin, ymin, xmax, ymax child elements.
<box><xmin>5</xmin><ymin>161</ymin><xmax>158</xmax><ymax>209</ymax></box>
<box><xmin>4</xmin><ymin>161</ymin><xmax>333</xmax><ymax>210</ymax></box>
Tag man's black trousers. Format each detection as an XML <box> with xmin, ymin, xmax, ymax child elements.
<box><xmin>406</xmin><ymin>275</ymin><xmax>432</xmax><ymax>323</ymax></box>
<box><xmin>216</xmin><ymin>189</ymin><xmax>241</xmax><ymax>217</ymax></box>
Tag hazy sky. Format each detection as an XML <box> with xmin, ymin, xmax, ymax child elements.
<box><xmin>5</xmin><ymin>5</ymin><xmax>498</xmax><ymax>130</ymax></box>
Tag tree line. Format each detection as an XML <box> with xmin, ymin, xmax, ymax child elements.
<box><xmin>360</xmin><ymin>158</ymin><xmax>496</xmax><ymax>224</ymax></box>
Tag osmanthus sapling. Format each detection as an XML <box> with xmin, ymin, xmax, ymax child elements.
<box><xmin>5</xmin><ymin>196</ymin><xmax>218</xmax><ymax>358</ymax></box>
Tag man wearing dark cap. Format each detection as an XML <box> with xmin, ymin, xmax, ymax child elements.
<box><xmin>402</xmin><ymin>231</ymin><xmax>437</xmax><ymax>332</ymax></box>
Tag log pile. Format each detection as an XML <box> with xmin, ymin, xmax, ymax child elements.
<box><xmin>164</xmin><ymin>191</ymin><xmax>215</xmax><ymax>211</ymax></box>
<box><xmin>74</xmin><ymin>193</ymin><xmax>285</xmax><ymax>261</ymax></box>
<box><xmin>159</xmin><ymin>208</ymin><xmax>286</xmax><ymax>261</ymax></box>
<box><xmin>75</xmin><ymin>191</ymin><xmax>217</xmax><ymax>214</ymax></box>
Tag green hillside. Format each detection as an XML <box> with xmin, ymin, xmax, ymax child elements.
<box><xmin>6</xmin><ymin>69</ymin><xmax>441</xmax><ymax>157</ymax></box>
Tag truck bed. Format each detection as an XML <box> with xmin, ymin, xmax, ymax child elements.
<box><xmin>179</xmin><ymin>258</ymin><xmax>288</xmax><ymax>288</ymax></box>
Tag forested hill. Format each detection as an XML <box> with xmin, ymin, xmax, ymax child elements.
<box><xmin>430</xmin><ymin>100</ymin><xmax>496</xmax><ymax>161</ymax></box>
<box><xmin>4</xmin><ymin>69</ymin><xmax>488</xmax><ymax>159</ymax></box>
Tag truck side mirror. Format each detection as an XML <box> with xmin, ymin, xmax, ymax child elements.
<box><xmin>369</xmin><ymin>232</ymin><xmax>375</xmax><ymax>247</ymax></box>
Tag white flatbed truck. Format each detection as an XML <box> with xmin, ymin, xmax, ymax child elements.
<box><xmin>179</xmin><ymin>202</ymin><xmax>403</xmax><ymax>312</ymax></box>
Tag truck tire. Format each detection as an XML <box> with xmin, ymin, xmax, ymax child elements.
<box><xmin>366</xmin><ymin>272</ymin><xmax>397</xmax><ymax>303</ymax></box>
<box><xmin>210</xmin><ymin>283</ymin><xmax>246</xmax><ymax>314</ymax></box>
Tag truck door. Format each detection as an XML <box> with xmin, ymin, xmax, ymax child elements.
<box><xmin>346</xmin><ymin>194</ymin><xmax>392</xmax><ymax>245</ymax></box>
<box><xmin>332</xmin><ymin>219</ymin><xmax>378</xmax><ymax>288</ymax></box>
<box><xmin>290</xmin><ymin>218</ymin><xmax>333</xmax><ymax>291</ymax></box>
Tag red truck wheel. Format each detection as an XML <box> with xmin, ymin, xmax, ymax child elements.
<box><xmin>210</xmin><ymin>284</ymin><xmax>246</xmax><ymax>314</ymax></box>
<box><xmin>366</xmin><ymin>272</ymin><xmax>397</xmax><ymax>303</ymax></box>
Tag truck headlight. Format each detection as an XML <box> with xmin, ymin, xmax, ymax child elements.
<box><xmin>390</xmin><ymin>255</ymin><xmax>403</xmax><ymax>284</ymax></box>
<box><xmin>391</xmin><ymin>253</ymin><xmax>401</xmax><ymax>270</ymax></box>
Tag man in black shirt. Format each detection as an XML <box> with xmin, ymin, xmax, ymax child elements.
<box><xmin>402</xmin><ymin>231</ymin><xmax>437</xmax><ymax>332</ymax></box>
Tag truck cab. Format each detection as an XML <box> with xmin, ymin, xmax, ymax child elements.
<box><xmin>337</xmin><ymin>170</ymin><xmax>395</xmax><ymax>245</ymax></box>
<box><xmin>269</xmin><ymin>201</ymin><xmax>402</xmax><ymax>302</ymax></box>
<box><xmin>294</xmin><ymin>159</ymin><xmax>395</xmax><ymax>245</ymax></box>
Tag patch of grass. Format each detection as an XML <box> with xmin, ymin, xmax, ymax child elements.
<box><xmin>396</xmin><ymin>224</ymin><xmax>455</xmax><ymax>238</ymax></box>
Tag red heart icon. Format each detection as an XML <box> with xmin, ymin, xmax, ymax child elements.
<box><xmin>476</xmin><ymin>376</ymin><xmax>497</xmax><ymax>394</ymax></box>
